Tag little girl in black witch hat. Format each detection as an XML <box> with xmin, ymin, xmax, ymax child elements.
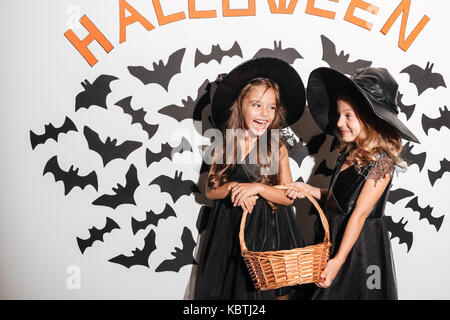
<box><xmin>195</xmin><ymin>58</ymin><xmax>306</xmax><ymax>300</ymax></box>
<box><xmin>286</xmin><ymin>67</ymin><xmax>420</xmax><ymax>299</ymax></box>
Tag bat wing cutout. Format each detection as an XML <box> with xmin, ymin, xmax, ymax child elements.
<box><xmin>405</xmin><ymin>196</ymin><xmax>444</xmax><ymax>232</ymax></box>
<box><xmin>194</xmin><ymin>41</ymin><xmax>243</xmax><ymax>67</ymax></box>
<box><xmin>253</xmin><ymin>40</ymin><xmax>303</xmax><ymax>64</ymax></box>
<box><xmin>288</xmin><ymin>139</ymin><xmax>308</xmax><ymax>168</ymax></box>
<box><xmin>43</xmin><ymin>155</ymin><xmax>98</xmax><ymax>195</ymax></box>
<box><xmin>146</xmin><ymin>137</ymin><xmax>193</xmax><ymax>167</ymax></box>
<box><xmin>422</xmin><ymin>106</ymin><xmax>450</xmax><ymax>135</ymax></box>
<box><xmin>396</xmin><ymin>92</ymin><xmax>416</xmax><ymax>121</ymax></box>
<box><xmin>400</xmin><ymin>142</ymin><xmax>426</xmax><ymax>172</ymax></box>
<box><xmin>149</xmin><ymin>170</ymin><xmax>200</xmax><ymax>203</ymax></box>
<box><xmin>131</xmin><ymin>204</ymin><xmax>177</xmax><ymax>235</ymax></box>
<box><xmin>114</xmin><ymin>96</ymin><xmax>159</xmax><ymax>139</ymax></box>
<box><xmin>401</xmin><ymin>62</ymin><xmax>447</xmax><ymax>96</ymax></box>
<box><xmin>75</xmin><ymin>74</ymin><xmax>118</xmax><ymax>111</ymax></box>
<box><xmin>321</xmin><ymin>34</ymin><xmax>372</xmax><ymax>75</ymax></box>
<box><xmin>428</xmin><ymin>157</ymin><xmax>450</xmax><ymax>187</ymax></box>
<box><xmin>314</xmin><ymin>159</ymin><xmax>333</xmax><ymax>177</ymax></box>
<box><xmin>83</xmin><ymin>126</ymin><xmax>142</xmax><ymax>167</ymax></box>
<box><xmin>387</xmin><ymin>188</ymin><xmax>415</xmax><ymax>205</ymax></box>
<box><xmin>155</xmin><ymin>227</ymin><xmax>197</xmax><ymax>272</ymax></box>
<box><xmin>128</xmin><ymin>48</ymin><xmax>186</xmax><ymax>91</ymax></box>
<box><xmin>77</xmin><ymin>217</ymin><xmax>120</xmax><ymax>254</ymax></box>
<box><xmin>384</xmin><ymin>215</ymin><xmax>413</xmax><ymax>252</ymax></box>
<box><xmin>30</xmin><ymin>117</ymin><xmax>78</xmax><ymax>150</ymax></box>
<box><xmin>108</xmin><ymin>229</ymin><xmax>156</xmax><ymax>268</ymax></box>
<box><xmin>158</xmin><ymin>80</ymin><xmax>211</xmax><ymax>122</ymax></box>
<box><xmin>92</xmin><ymin>164</ymin><xmax>139</xmax><ymax>209</ymax></box>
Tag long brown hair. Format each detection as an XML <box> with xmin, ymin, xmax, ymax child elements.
<box><xmin>334</xmin><ymin>94</ymin><xmax>406</xmax><ymax>171</ymax></box>
<box><xmin>207</xmin><ymin>78</ymin><xmax>287</xmax><ymax>190</ymax></box>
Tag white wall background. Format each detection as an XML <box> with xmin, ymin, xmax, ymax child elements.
<box><xmin>1</xmin><ymin>0</ymin><xmax>449</xmax><ymax>299</ymax></box>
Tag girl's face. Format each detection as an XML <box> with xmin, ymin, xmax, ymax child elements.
<box><xmin>336</xmin><ymin>98</ymin><xmax>362</xmax><ymax>143</ymax></box>
<box><xmin>241</xmin><ymin>85</ymin><xmax>277</xmax><ymax>136</ymax></box>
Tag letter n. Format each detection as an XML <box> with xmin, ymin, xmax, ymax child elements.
<box><xmin>380</xmin><ymin>0</ymin><xmax>430</xmax><ymax>52</ymax></box>
<box><xmin>64</xmin><ymin>15</ymin><xmax>114</xmax><ymax>67</ymax></box>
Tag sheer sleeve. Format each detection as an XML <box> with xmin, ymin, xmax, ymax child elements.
<box><xmin>357</xmin><ymin>154</ymin><xmax>395</xmax><ymax>184</ymax></box>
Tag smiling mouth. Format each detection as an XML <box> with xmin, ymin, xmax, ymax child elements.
<box><xmin>253</xmin><ymin>119</ymin><xmax>268</xmax><ymax>129</ymax></box>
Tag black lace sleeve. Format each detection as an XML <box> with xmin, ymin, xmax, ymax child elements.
<box><xmin>357</xmin><ymin>154</ymin><xmax>395</xmax><ymax>183</ymax></box>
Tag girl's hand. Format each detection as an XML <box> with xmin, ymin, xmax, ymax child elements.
<box><xmin>315</xmin><ymin>258</ymin><xmax>344</xmax><ymax>288</ymax></box>
<box><xmin>230</xmin><ymin>183</ymin><xmax>261</xmax><ymax>207</ymax></box>
<box><xmin>239</xmin><ymin>195</ymin><xmax>259</xmax><ymax>214</ymax></box>
<box><xmin>285</xmin><ymin>182</ymin><xmax>310</xmax><ymax>200</ymax></box>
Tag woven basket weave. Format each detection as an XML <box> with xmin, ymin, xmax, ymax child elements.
<box><xmin>239</xmin><ymin>185</ymin><xmax>331</xmax><ymax>290</ymax></box>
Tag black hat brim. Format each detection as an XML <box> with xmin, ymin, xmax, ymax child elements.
<box><xmin>211</xmin><ymin>58</ymin><xmax>306</xmax><ymax>130</ymax></box>
<box><xmin>307</xmin><ymin>67</ymin><xmax>419</xmax><ymax>143</ymax></box>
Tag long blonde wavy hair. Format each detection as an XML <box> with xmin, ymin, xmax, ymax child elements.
<box><xmin>334</xmin><ymin>94</ymin><xmax>406</xmax><ymax>171</ymax></box>
<box><xmin>207</xmin><ymin>78</ymin><xmax>287</xmax><ymax>190</ymax></box>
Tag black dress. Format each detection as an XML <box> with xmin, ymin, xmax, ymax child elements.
<box><xmin>195</xmin><ymin>161</ymin><xmax>305</xmax><ymax>300</ymax></box>
<box><xmin>312</xmin><ymin>151</ymin><xmax>398</xmax><ymax>300</ymax></box>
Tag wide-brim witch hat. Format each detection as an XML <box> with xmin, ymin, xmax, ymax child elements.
<box><xmin>211</xmin><ymin>57</ymin><xmax>306</xmax><ymax>130</ymax></box>
<box><xmin>307</xmin><ymin>67</ymin><xmax>419</xmax><ymax>143</ymax></box>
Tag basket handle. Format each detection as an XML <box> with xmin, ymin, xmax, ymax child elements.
<box><xmin>239</xmin><ymin>185</ymin><xmax>330</xmax><ymax>253</ymax></box>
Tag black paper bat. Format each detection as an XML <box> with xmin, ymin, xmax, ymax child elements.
<box><xmin>253</xmin><ymin>41</ymin><xmax>303</xmax><ymax>64</ymax></box>
<box><xmin>288</xmin><ymin>139</ymin><xmax>308</xmax><ymax>168</ymax></box>
<box><xmin>149</xmin><ymin>171</ymin><xmax>200</xmax><ymax>203</ymax></box>
<box><xmin>77</xmin><ymin>217</ymin><xmax>120</xmax><ymax>254</ymax></box>
<box><xmin>92</xmin><ymin>164</ymin><xmax>139</xmax><ymax>209</ymax></box>
<box><xmin>405</xmin><ymin>196</ymin><xmax>444</xmax><ymax>232</ymax></box>
<box><xmin>307</xmin><ymin>133</ymin><xmax>327</xmax><ymax>155</ymax></box>
<box><xmin>30</xmin><ymin>117</ymin><xmax>78</xmax><ymax>150</ymax></box>
<box><xmin>194</xmin><ymin>41</ymin><xmax>243</xmax><ymax>67</ymax></box>
<box><xmin>422</xmin><ymin>106</ymin><xmax>450</xmax><ymax>135</ymax></box>
<box><xmin>131</xmin><ymin>204</ymin><xmax>177</xmax><ymax>235</ymax></box>
<box><xmin>75</xmin><ymin>75</ymin><xmax>118</xmax><ymax>111</ymax></box>
<box><xmin>158</xmin><ymin>80</ymin><xmax>211</xmax><ymax>122</ymax></box>
<box><xmin>314</xmin><ymin>159</ymin><xmax>333</xmax><ymax>177</ymax></box>
<box><xmin>396</xmin><ymin>92</ymin><xmax>416</xmax><ymax>121</ymax></box>
<box><xmin>83</xmin><ymin>126</ymin><xmax>142</xmax><ymax>167</ymax></box>
<box><xmin>155</xmin><ymin>227</ymin><xmax>197</xmax><ymax>272</ymax></box>
<box><xmin>146</xmin><ymin>137</ymin><xmax>192</xmax><ymax>167</ymax></box>
<box><xmin>128</xmin><ymin>48</ymin><xmax>185</xmax><ymax>91</ymax></box>
<box><xmin>321</xmin><ymin>35</ymin><xmax>372</xmax><ymax>75</ymax></box>
<box><xmin>384</xmin><ymin>215</ymin><xmax>413</xmax><ymax>252</ymax></box>
<box><xmin>428</xmin><ymin>158</ymin><xmax>450</xmax><ymax>187</ymax></box>
<box><xmin>387</xmin><ymin>188</ymin><xmax>415</xmax><ymax>205</ymax></box>
<box><xmin>109</xmin><ymin>229</ymin><xmax>156</xmax><ymax>268</ymax></box>
<box><xmin>401</xmin><ymin>142</ymin><xmax>426</xmax><ymax>172</ymax></box>
<box><xmin>114</xmin><ymin>96</ymin><xmax>159</xmax><ymax>139</ymax></box>
<box><xmin>43</xmin><ymin>156</ymin><xmax>98</xmax><ymax>195</ymax></box>
<box><xmin>401</xmin><ymin>62</ymin><xmax>447</xmax><ymax>96</ymax></box>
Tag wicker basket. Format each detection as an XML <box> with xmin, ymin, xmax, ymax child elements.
<box><xmin>239</xmin><ymin>185</ymin><xmax>331</xmax><ymax>291</ymax></box>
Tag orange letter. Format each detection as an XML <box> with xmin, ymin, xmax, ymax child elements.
<box><xmin>380</xmin><ymin>0</ymin><xmax>430</xmax><ymax>52</ymax></box>
<box><xmin>64</xmin><ymin>15</ymin><xmax>114</xmax><ymax>67</ymax></box>
<box><xmin>188</xmin><ymin>0</ymin><xmax>217</xmax><ymax>18</ymax></box>
<box><xmin>119</xmin><ymin>0</ymin><xmax>155</xmax><ymax>43</ymax></box>
<box><xmin>268</xmin><ymin>0</ymin><xmax>298</xmax><ymax>14</ymax></box>
<box><xmin>152</xmin><ymin>0</ymin><xmax>186</xmax><ymax>25</ymax></box>
<box><xmin>305</xmin><ymin>0</ymin><xmax>339</xmax><ymax>20</ymax></box>
<box><xmin>223</xmin><ymin>0</ymin><xmax>256</xmax><ymax>17</ymax></box>
<box><xmin>344</xmin><ymin>0</ymin><xmax>379</xmax><ymax>30</ymax></box>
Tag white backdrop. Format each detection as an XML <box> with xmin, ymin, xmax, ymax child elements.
<box><xmin>1</xmin><ymin>0</ymin><xmax>449</xmax><ymax>299</ymax></box>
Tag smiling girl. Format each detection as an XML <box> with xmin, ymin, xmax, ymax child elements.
<box><xmin>194</xmin><ymin>58</ymin><xmax>306</xmax><ymax>300</ymax></box>
<box><xmin>286</xmin><ymin>67</ymin><xmax>420</xmax><ymax>300</ymax></box>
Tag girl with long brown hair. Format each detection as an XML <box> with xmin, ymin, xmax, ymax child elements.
<box><xmin>195</xmin><ymin>58</ymin><xmax>306</xmax><ymax>300</ymax></box>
